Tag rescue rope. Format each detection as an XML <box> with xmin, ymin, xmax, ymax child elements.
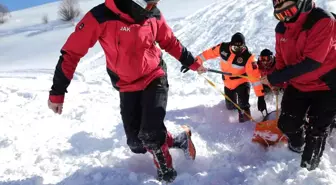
<box><xmin>276</xmin><ymin>93</ymin><xmax>279</xmax><ymax>119</ymax></box>
<box><xmin>201</xmin><ymin>74</ymin><xmax>257</xmax><ymax>122</ymax></box>
<box><xmin>201</xmin><ymin>74</ymin><xmax>286</xmax><ymax>146</ymax></box>
<box><xmin>207</xmin><ymin>68</ymin><xmax>259</xmax><ymax>81</ymax></box>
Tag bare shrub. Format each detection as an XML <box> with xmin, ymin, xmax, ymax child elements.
<box><xmin>58</xmin><ymin>0</ymin><xmax>81</xmax><ymax>22</ymax></box>
<box><xmin>42</xmin><ymin>14</ymin><xmax>49</xmax><ymax>24</ymax></box>
<box><xmin>0</xmin><ymin>4</ymin><xmax>9</xmax><ymax>24</ymax></box>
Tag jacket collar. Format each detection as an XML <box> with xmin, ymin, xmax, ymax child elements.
<box><xmin>105</xmin><ymin>0</ymin><xmax>135</xmax><ymax>23</ymax></box>
<box><xmin>284</xmin><ymin>11</ymin><xmax>310</xmax><ymax>29</ymax></box>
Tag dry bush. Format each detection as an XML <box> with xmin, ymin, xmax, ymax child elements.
<box><xmin>58</xmin><ymin>0</ymin><xmax>81</xmax><ymax>22</ymax></box>
<box><xmin>0</xmin><ymin>4</ymin><xmax>9</xmax><ymax>24</ymax></box>
<box><xmin>42</xmin><ymin>14</ymin><xmax>49</xmax><ymax>24</ymax></box>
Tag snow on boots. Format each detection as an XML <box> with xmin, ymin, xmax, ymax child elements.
<box><xmin>148</xmin><ymin>125</ymin><xmax>196</xmax><ymax>182</ymax></box>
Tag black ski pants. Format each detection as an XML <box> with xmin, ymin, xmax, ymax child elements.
<box><xmin>278</xmin><ymin>85</ymin><xmax>336</xmax><ymax>147</ymax></box>
<box><xmin>119</xmin><ymin>76</ymin><xmax>169</xmax><ymax>154</ymax></box>
<box><xmin>224</xmin><ymin>82</ymin><xmax>251</xmax><ymax>111</ymax></box>
<box><xmin>263</xmin><ymin>84</ymin><xmax>272</xmax><ymax>94</ymax></box>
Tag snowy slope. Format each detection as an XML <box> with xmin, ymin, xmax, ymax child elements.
<box><xmin>0</xmin><ymin>0</ymin><xmax>336</xmax><ymax>185</ymax></box>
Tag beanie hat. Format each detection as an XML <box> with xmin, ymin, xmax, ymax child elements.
<box><xmin>230</xmin><ymin>32</ymin><xmax>245</xmax><ymax>45</ymax></box>
<box><xmin>260</xmin><ymin>49</ymin><xmax>273</xmax><ymax>56</ymax></box>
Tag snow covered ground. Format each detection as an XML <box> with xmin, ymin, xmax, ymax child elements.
<box><xmin>0</xmin><ymin>0</ymin><xmax>336</xmax><ymax>185</ymax></box>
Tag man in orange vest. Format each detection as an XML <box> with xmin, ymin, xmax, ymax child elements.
<box><xmin>181</xmin><ymin>32</ymin><xmax>267</xmax><ymax>122</ymax></box>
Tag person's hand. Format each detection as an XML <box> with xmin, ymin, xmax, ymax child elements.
<box><xmin>180</xmin><ymin>65</ymin><xmax>189</xmax><ymax>73</ymax></box>
<box><xmin>48</xmin><ymin>95</ymin><xmax>64</xmax><ymax>114</ymax></box>
<box><xmin>271</xmin><ymin>86</ymin><xmax>280</xmax><ymax>95</ymax></box>
<box><xmin>260</xmin><ymin>76</ymin><xmax>270</xmax><ymax>85</ymax></box>
<box><xmin>180</xmin><ymin>56</ymin><xmax>204</xmax><ymax>73</ymax></box>
<box><xmin>197</xmin><ymin>65</ymin><xmax>207</xmax><ymax>74</ymax></box>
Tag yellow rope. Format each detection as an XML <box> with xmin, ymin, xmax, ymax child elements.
<box><xmin>229</xmin><ymin>74</ymin><xmax>259</xmax><ymax>81</ymax></box>
<box><xmin>276</xmin><ymin>93</ymin><xmax>279</xmax><ymax>119</ymax></box>
<box><xmin>201</xmin><ymin>75</ymin><xmax>257</xmax><ymax>122</ymax></box>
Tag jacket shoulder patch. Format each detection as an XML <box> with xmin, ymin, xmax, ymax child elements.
<box><xmin>232</xmin><ymin>56</ymin><xmax>248</xmax><ymax>66</ymax></box>
<box><xmin>78</xmin><ymin>23</ymin><xmax>85</xmax><ymax>30</ymax></box>
<box><xmin>219</xmin><ymin>42</ymin><xmax>230</xmax><ymax>60</ymax></box>
<box><xmin>275</xmin><ymin>22</ymin><xmax>286</xmax><ymax>34</ymax></box>
<box><xmin>232</xmin><ymin>50</ymin><xmax>251</xmax><ymax>66</ymax></box>
<box><xmin>90</xmin><ymin>3</ymin><xmax>120</xmax><ymax>24</ymax></box>
<box><xmin>303</xmin><ymin>8</ymin><xmax>335</xmax><ymax>30</ymax></box>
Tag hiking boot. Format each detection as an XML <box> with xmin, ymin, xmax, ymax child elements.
<box><xmin>150</xmin><ymin>147</ymin><xmax>177</xmax><ymax>182</ymax></box>
<box><xmin>288</xmin><ymin>142</ymin><xmax>304</xmax><ymax>153</ymax></box>
<box><xmin>171</xmin><ymin>125</ymin><xmax>196</xmax><ymax>160</ymax></box>
<box><xmin>300</xmin><ymin>134</ymin><xmax>327</xmax><ymax>171</ymax></box>
<box><xmin>156</xmin><ymin>167</ymin><xmax>177</xmax><ymax>182</ymax></box>
<box><xmin>286</xmin><ymin>131</ymin><xmax>305</xmax><ymax>153</ymax></box>
<box><xmin>238</xmin><ymin>109</ymin><xmax>251</xmax><ymax>123</ymax></box>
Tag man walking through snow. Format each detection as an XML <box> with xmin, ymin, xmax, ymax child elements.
<box><xmin>261</xmin><ymin>0</ymin><xmax>336</xmax><ymax>170</ymax></box>
<box><xmin>47</xmin><ymin>0</ymin><xmax>206</xmax><ymax>182</ymax></box>
<box><xmin>182</xmin><ymin>32</ymin><xmax>267</xmax><ymax>122</ymax></box>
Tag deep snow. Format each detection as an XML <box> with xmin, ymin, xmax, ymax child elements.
<box><xmin>0</xmin><ymin>0</ymin><xmax>336</xmax><ymax>185</ymax></box>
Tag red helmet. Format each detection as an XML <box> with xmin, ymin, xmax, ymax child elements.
<box><xmin>257</xmin><ymin>49</ymin><xmax>275</xmax><ymax>70</ymax></box>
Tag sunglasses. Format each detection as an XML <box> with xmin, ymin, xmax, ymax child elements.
<box><xmin>132</xmin><ymin>0</ymin><xmax>159</xmax><ymax>11</ymax></box>
<box><xmin>258</xmin><ymin>56</ymin><xmax>271</xmax><ymax>61</ymax></box>
<box><xmin>258</xmin><ymin>55</ymin><xmax>274</xmax><ymax>69</ymax></box>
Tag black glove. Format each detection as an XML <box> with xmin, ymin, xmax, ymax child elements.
<box><xmin>180</xmin><ymin>65</ymin><xmax>190</xmax><ymax>73</ymax></box>
<box><xmin>257</xmin><ymin>96</ymin><xmax>267</xmax><ymax>112</ymax></box>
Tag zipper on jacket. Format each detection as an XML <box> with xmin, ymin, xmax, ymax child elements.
<box><xmin>115</xmin><ymin>23</ymin><xmax>120</xmax><ymax>73</ymax></box>
<box><xmin>115</xmin><ymin>37</ymin><xmax>120</xmax><ymax>72</ymax></box>
<box><xmin>134</xmin><ymin>25</ymin><xmax>137</xmax><ymax>52</ymax></box>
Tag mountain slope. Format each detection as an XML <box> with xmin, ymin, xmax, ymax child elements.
<box><xmin>0</xmin><ymin>1</ymin><xmax>336</xmax><ymax>185</ymax></box>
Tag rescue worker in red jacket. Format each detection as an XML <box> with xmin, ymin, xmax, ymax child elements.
<box><xmin>261</xmin><ymin>0</ymin><xmax>336</xmax><ymax>170</ymax></box>
<box><xmin>257</xmin><ymin>49</ymin><xmax>276</xmax><ymax>94</ymax></box>
<box><xmin>182</xmin><ymin>32</ymin><xmax>267</xmax><ymax>122</ymax></box>
<box><xmin>257</xmin><ymin>48</ymin><xmax>287</xmax><ymax>94</ymax></box>
<box><xmin>47</xmin><ymin>0</ymin><xmax>205</xmax><ymax>182</ymax></box>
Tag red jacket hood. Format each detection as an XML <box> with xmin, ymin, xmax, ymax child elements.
<box><xmin>105</xmin><ymin>0</ymin><xmax>135</xmax><ymax>23</ymax></box>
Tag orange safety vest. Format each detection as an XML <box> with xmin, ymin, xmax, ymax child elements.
<box><xmin>197</xmin><ymin>42</ymin><xmax>264</xmax><ymax>97</ymax></box>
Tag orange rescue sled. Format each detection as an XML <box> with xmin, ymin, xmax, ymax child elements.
<box><xmin>252</xmin><ymin>110</ymin><xmax>287</xmax><ymax>147</ymax></box>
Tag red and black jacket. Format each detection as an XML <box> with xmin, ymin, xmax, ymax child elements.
<box><xmin>49</xmin><ymin>1</ymin><xmax>200</xmax><ymax>102</ymax></box>
<box><xmin>268</xmin><ymin>7</ymin><xmax>336</xmax><ymax>92</ymax></box>
<box><xmin>259</xmin><ymin>58</ymin><xmax>287</xmax><ymax>89</ymax></box>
